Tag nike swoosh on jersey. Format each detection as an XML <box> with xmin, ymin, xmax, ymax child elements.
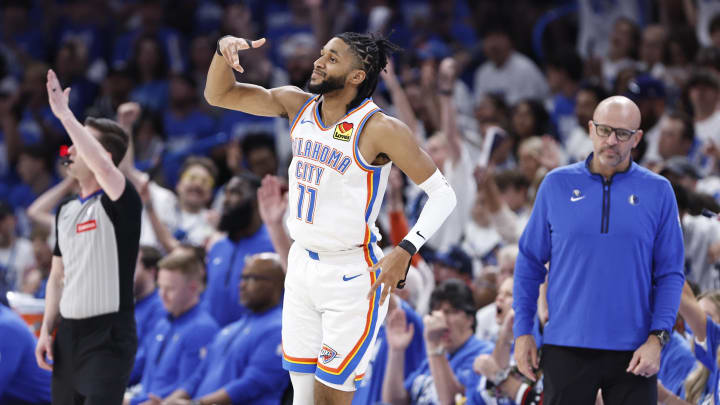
<box><xmin>570</xmin><ymin>196</ymin><xmax>586</xmax><ymax>202</ymax></box>
<box><xmin>300</xmin><ymin>118</ymin><xmax>314</xmax><ymax>125</ymax></box>
<box><xmin>342</xmin><ymin>274</ymin><xmax>362</xmax><ymax>281</ymax></box>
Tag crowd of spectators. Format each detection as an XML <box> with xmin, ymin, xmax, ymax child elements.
<box><xmin>7</xmin><ymin>0</ymin><xmax>720</xmax><ymax>404</ymax></box>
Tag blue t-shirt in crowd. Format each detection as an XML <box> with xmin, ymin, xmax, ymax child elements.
<box><xmin>130</xmin><ymin>304</ymin><xmax>218</xmax><ymax>405</ymax></box>
<box><xmin>129</xmin><ymin>289</ymin><xmax>166</xmax><ymax>385</ymax></box>
<box><xmin>466</xmin><ymin>316</ymin><xmax>544</xmax><ymax>405</ymax></box>
<box><xmin>405</xmin><ymin>336</ymin><xmax>493</xmax><ymax>405</ymax></box>
<box><xmin>218</xmin><ymin>110</ymin><xmax>278</xmax><ymax>140</ymax></box>
<box><xmin>693</xmin><ymin>316</ymin><xmax>720</xmax><ymax>404</ymax></box>
<box><xmin>202</xmin><ymin>228</ymin><xmax>275</xmax><ymax>327</ymax></box>
<box><xmin>181</xmin><ymin>305</ymin><xmax>288</xmax><ymax>404</ymax></box>
<box><xmin>658</xmin><ymin>331</ymin><xmax>696</xmax><ymax>397</ymax></box>
<box><xmin>352</xmin><ymin>299</ymin><xmax>426</xmax><ymax>405</ymax></box>
<box><xmin>550</xmin><ymin>93</ymin><xmax>576</xmax><ymax>143</ymax></box>
<box><xmin>130</xmin><ymin>80</ymin><xmax>169</xmax><ymax>113</ymax></box>
<box><xmin>514</xmin><ymin>155</ymin><xmax>685</xmax><ymax>351</ymax></box>
<box><xmin>0</xmin><ymin>305</ymin><xmax>51</xmax><ymax>404</ymax></box>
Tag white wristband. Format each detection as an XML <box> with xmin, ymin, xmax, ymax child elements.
<box><xmin>404</xmin><ymin>169</ymin><xmax>456</xmax><ymax>250</ymax></box>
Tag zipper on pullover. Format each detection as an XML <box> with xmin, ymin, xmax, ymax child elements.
<box><xmin>601</xmin><ymin>179</ymin><xmax>611</xmax><ymax>233</ymax></box>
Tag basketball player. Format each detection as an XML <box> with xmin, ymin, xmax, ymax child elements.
<box><xmin>205</xmin><ymin>33</ymin><xmax>456</xmax><ymax>404</ymax></box>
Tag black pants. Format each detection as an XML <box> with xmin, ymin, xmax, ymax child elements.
<box><xmin>52</xmin><ymin>312</ymin><xmax>137</xmax><ymax>405</ymax></box>
<box><xmin>541</xmin><ymin>344</ymin><xmax>657</xmax><ymax>405</ymax></box>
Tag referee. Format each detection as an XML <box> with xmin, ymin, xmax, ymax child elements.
<box><xmin>34</xmin><ymin>69</ymin><xmax>142</xmax><ymax>405</ymax></box>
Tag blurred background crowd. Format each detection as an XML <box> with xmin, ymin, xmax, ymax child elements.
<box><xmin>5</xmin><ymin>0</ymin><xmax>720</xmax><ymax>404</ymax></box>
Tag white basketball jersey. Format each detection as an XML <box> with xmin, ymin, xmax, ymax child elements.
<box><xmin>286</xmin><ymin>96</ymin><xmax>391</xmax><ymax>252</ymax></box>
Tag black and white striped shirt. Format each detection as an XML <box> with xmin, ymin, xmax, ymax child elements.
<box><xmin>54</xmin><ymin>179</ymin><xmax>142</xmax><ymax>319</ymax></box>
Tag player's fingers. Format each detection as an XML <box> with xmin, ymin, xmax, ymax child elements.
<box><xmin>626</xmin><ymin>352</ymin><xmax>640</xmax><ymax>373</ymax></box>
<box><xmin>367</xmin><ymin>276</ymin><xmax>382</xmax><ymax>300</ymax></box>
<box><xmin>64</xmin><ymin>87</ymin><xmax>71</xmax><ymax>98</ymax></box>
<box><xmin>251</xmin><ymin>38</ymin><xmax>266</xmax><ymax>48</ymax></box>
<box><xmin>378</xmin><ymin>283</ymin><xmax>391</xmax><ymax>306</ymax></box>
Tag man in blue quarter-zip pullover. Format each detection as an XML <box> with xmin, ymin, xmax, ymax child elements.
<box><xmin>130</xmin><ymin>245</ymin><xmax>166</xmax><ymax>385</ymax></box>
<box><xmin>129</xmin><ymin>247</ymin><xmax>219</xmax><ymax>405</ymax></box>
<box><xmin>513</xmin><ymin>96</ymin><xmax>685</xmax><ymax>405</ymax></box>
<box><xmin>154</xmin><ymin>252</ymin><xmax>289</xmax><ymax>405</ymax></box>
<box><xmin>0</xmin><ymin>303</ymin><xmax>51</xmax><ymax>405</ymax></box>
<box><xmin>202</xmin><ymin>174</ymin><xmax>274</xmax><ymax>327</ymax></box>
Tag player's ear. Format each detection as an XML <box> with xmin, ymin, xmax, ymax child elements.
<box><xmin>348</xmin><ymin>69</ymin><xmax>366</xmax><ymax>86</ymax></box>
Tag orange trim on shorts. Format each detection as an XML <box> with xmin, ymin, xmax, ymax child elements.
<box><xmin>316</xmin><ymin>269</ymin><xmax>377</xmax><ymax>376</ymax></box>
<box><xmin>282</xmin><ymin>344</ymin><xmax>318</xmax><ymax>365</ymax></box>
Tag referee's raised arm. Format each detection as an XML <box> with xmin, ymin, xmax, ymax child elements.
<box><xmin>45</xmin><ymin>69</ymin><xmax>126</xmax><ymax>201</ymax></box>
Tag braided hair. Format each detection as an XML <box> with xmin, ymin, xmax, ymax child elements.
<box><xmin>335</xmin><ymin>32</ymin><xmax>401</xmax><ymax>111</ymax></box>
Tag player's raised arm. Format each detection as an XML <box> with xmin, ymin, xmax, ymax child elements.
<box><xmin>204</xmin><ymin>36</ymin><xmax>309</xmax><ymax>119</ymax></box>
<box><xmin>365</xmin><ymin>114</ymin><xmax>457</xmax><ymax>304</ymax></box>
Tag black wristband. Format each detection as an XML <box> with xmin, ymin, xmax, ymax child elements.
<box><xmin>395</xmin><ymin>239</ymin><xmax>416</xmax><ymax>290</ymax></box>
<box><xmin>397</xmin><ymin>239</ymin><xmax>417</xmax><ymax>256</ymax></box>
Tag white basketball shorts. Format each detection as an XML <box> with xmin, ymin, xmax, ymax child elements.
<box><xmin>281</xmin><ymin>241</ymin><xmax>389</xmax><ymax>389</ymax></box>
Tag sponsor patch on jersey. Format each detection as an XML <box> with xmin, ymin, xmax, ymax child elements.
<box><xmin>333</xmin><ymin>121</ymin><xmax>353</xmax><ymax>141</ymax></box>
<box><xmin>319</xmin><ymin>344</ymin><xmax>340</xmax><ymax>364</ymax></box>
<box><xmin>76</xmin><ymin>219</ymin><xmax>97</xmax><ymax>233</ymax></box>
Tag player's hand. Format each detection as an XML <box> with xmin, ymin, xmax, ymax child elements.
<box><xmin>367</xmin><ymin>246</ymin><xmax>411</xmax><ymax>306</ymax></box>
<box><xmin>423</xmin><ymin>310</ymin><xmax>449</xmax><ymax>348</ymax></box>
<box><xmin>626</xmin><ymin>336</ymin><xmax>661</xmax><ymax>377</ymax></box>
<box><xmin>258</xmin><ymin>175</ymin><xmax>288</xmax><ymax>227</ymax></box>
<box><xmin>35</xmin><ymin>330</ymin><xmax>54</xmax><ymax>371</ymax></box>
<box><xmin>217</xmin><ymin>36</ymin><xmax>266</xmax><ymax>73</ymax></box>
<box><xmin>386</xmin><ymin>307</ymin><xmax>415</xmax><ymax>351</ymax></box>
<box><xmin>46</xmin><ymin>69</ymin><xmax>72</xmax><ymax>120</ymax></box>
<box><xmin>514</xmin><ymin>334</ymin><xmax>539</xmax><ymax>382</ymax></box>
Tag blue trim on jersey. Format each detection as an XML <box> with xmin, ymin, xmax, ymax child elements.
<box><xmin>315</xmin><ymin>252</ymin><xmax>382</xmax><ymax>385</ymax></box>
<box><xmin>77</xmin><ymin>189</ymin><xmax>104</xmax><ymax>203</ymax></box>
<box><xmin>352</xmin><ymin>108</ymin><xmax>382</xmax><ymax>172</ymax></box>
<box><xmin>307</xmin><ymin>249</ymin><xmax>319</xmax><ymax>261</ymax></box>
<box><xmin>282</xmin><ymin>359</ymin><xmax>317</xmax><ymax>374</ymax></box>
<box><xmin>289</xmin><ymin>95</ymin><xmax>316</xmax><ymax>132</ymax></box>
<box><xmin>315</xmin><ymin>97</ymin><xmax>372</xmax><ymax>130</ymax></box>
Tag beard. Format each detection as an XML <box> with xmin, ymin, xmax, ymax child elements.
<box><xmin>308</xmin><ymin>74</ymin><xmax>346</xmax><ymax>94</ymax></box>
<box><xmin>219</xmin><ymin>199</ymin><xmax>255</xmax><ymax>234</ymax></box>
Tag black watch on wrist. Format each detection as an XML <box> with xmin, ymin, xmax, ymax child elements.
<box><xmin>649</xmin><ymin>329</ymin><xmax>670</xmax><ymax>347</ymax></box>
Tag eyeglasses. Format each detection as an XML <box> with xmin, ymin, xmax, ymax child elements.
<box><xmin>592</xmin><ymin>121</ymin><xmax>638</xmax><ymax>142</ymax></box>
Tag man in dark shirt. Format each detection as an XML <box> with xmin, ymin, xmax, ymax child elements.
<box><xmin>35</xmin><ymin>69</ymin><xmax>142</xmax><ymax>405</ymax></box>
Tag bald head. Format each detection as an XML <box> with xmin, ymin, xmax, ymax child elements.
<box><xmin>593</xmin><ymin>96</ymin><xmax>642</xmax><ymax>130</ymax></box>
<box><xmin>246</xmin><ymin>253</ymin><xmax>285</xmax><ymax>282</ymax></box>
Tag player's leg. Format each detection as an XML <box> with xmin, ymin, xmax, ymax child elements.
<box><xmin>313</xmin><ymin>245</ymin><xmax>389</xmax><ymax>404</ymax></box>
<box><xmin>282</xmin><ymin>243</ymin><xmax>324</xmax><ymax>405</ymax></box>
<box><xmin>314</xmin><ymin>379</ymin><xmax>355</xmax><ymax>405</ymax></box>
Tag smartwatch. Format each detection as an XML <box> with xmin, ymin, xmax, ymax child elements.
<box><xmin>649</xmin><ymin>329</ymin><xmax>670</xmax><ymax>347</ymax></box>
